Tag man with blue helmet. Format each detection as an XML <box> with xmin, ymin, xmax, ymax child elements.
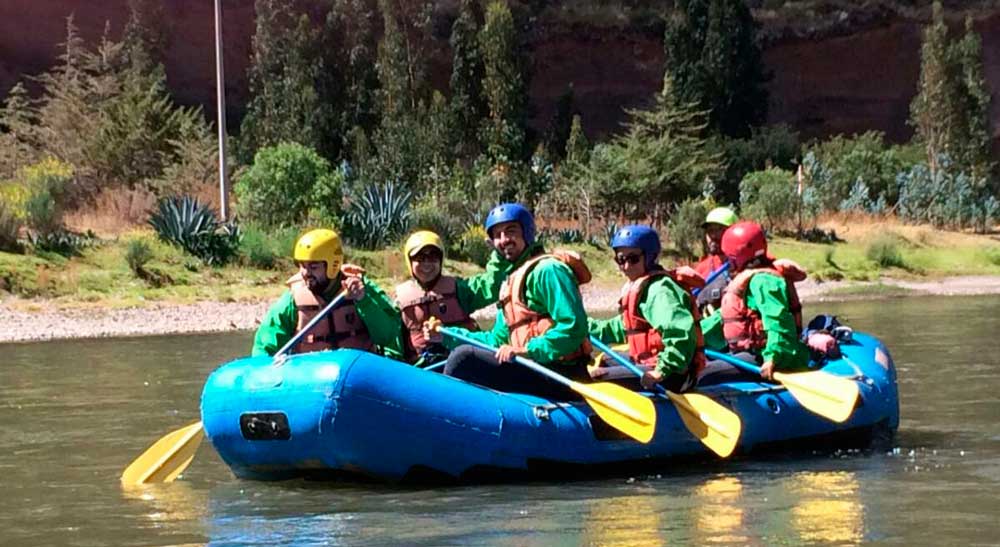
<box><xmin>589</xmin><ymin>225</ymin><xmax>706</xmax><ymax>391</ymax></box>
<box><xmin>426</xmin><ymin>203</ymin><xmax>593</xmax><ymax>399</ymax></box>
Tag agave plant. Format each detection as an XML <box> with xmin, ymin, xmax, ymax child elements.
<box><xmin>343</xmin><ymin>182</ymin><xmax>413</xmax><ymax>250</ymax></box>
<box><xmin>148</xmin><ymin>196</ymin><xmax>240</xmax><ymax>265</ymax></box>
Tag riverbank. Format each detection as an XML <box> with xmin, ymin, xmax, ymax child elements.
<box><xmin>5</xmin><ymin>274</ymin><xmax>1000</xmax><ymax>344</ymax></box>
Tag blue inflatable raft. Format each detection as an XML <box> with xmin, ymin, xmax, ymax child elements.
<box><xmin>201</xmin><ymin>332</ymin><xmax>899</xmax><ymax>482</ymax></box>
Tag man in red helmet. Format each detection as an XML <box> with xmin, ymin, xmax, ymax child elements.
<box><xmin>699</xmin><ymin>221</ymin><xmax>810</xmax><ymax>382</ymax></box>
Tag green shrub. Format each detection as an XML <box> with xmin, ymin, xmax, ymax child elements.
<box><xmin>409</xmin><ymin>199</ymin><xmax>461</xmax><ymax>250</ymax></box>
<box><xmin>456</xmin><ymin>224</ymin><xmax>492</xmax><ymax>267</ymax></box>
<box><xmin>342</xmin><ymin>183</ymin><xmax>413</xmax><ymax>250</ymax></box>
<box><xmin>148</xmin><ymin>195</ymin><xmax>240</xmax><ymax>265</ymax></box>
<box><xmin>18</xmin><ymin>158</ymin><xmax>74</xmax><ymax>235</ymax></box>
<box><xmin>866</xmin><ymin>235</ymin><xmax>906</xmax><ymax>269</ymax></box>
<box><xmin>235</xmin><ymin>142</ymin><xmax>340</xmax><ymax>228</ymax></box>
<box><xmin>0</xmin><ymin>200</ymin><xmax>22</xmax><ymax>252</ymax></box>
<box><xmin>28</xmin><ymin>229</ymin><xmax>97</xmax><ymax>257</ymax></box>
<box><xmin>125</xmin><ymin>238</ymin><xmax>154</xmax><ymax>275</ymax></box>
<box><xmin>238</xmin><ymin>223</ymin><xmax>299</xmax><ymax>270</ymax></box>
<box><xmin>739</xmin><ymin>167</ymin><xmax>800</xmax><ymax>231</ymax></box>
<box><xmin>667</xmin><ymin>198</ymin><xmax>711</xmax><ymax>260</ymax></box>
<box><xmin>983</xmin><ymin>247</ymin><xmax>1000</xmax><ymax>266</ymax></box>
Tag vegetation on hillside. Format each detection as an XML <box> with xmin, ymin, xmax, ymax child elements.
<box><xmin>0</xmin><ymin>0</ymin><xmax>997</xmax><ymax>303</ymax></box>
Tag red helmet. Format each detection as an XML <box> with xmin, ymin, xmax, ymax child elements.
<box><xmin>721</xmin><ymin>221</ymin><xmax>772</xmax><ymax>271</ymax></box>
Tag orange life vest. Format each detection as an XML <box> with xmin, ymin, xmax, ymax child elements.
<box><xmin>395</xmin><ymin>276</ymin><xmax>477</xmax><ymax>356</ymax></box>
<box><xmin>619</xmin><ymin>267</ymin><xmax>707</xmax><ymax>376</ymax></box>
<box><xmin>720</xmin><ymin>260</ymin><xmax>805</xmax><ymax>352</ymax></box>
<box><xmin>498</xmin><ymin>251</ymin><xmax>592</xmax><ymax>362</ymax></box>
<box><xmin>288</xmin><ymin>273</ymin><xmax>374</xmax><ymax>354</ymax></box>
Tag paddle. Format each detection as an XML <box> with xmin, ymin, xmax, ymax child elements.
<box><xmin>121</xmin><ymin>288</ymin><xmax>350</xmax><ymax>486</ymax></box>
<box><xmin>439</xmin><ymin>326</ymin><xmax>656</xmax><ymax>444</ymax></box>
<box><xmin>589</xmin><ymin>336</ymin><xmax>741</xmax><ymax>458</ymax></box>
<box><xmin>704</xmin><ymin>349</ymin><xmax>860</xmax><ymax>423</ymax></box>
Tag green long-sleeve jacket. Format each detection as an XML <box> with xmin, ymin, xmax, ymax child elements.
<box><xmin>251</xmin><ymin>275</ymin><xmax>405</xmax><ymax>359</ymax></box>
<box><xmin>588</xmin><ymin>275</ymin><xmax>697</xmax><ymax>376</ymax></box>
<box><xmin>701</xmin><ymin>272</ymin><xmax>809</xmax><ymax>371</ymax></box>
<box><xmin>443</xmin><ymin>244</ymin><xmax>589</xmax><ymax>366</ymax></box>
<box><xmin>395</xmin><ymin>249</ymin><xmax>512</xmax><ymax>317</ymax></box>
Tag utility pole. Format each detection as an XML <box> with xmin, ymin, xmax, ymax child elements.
<box><xmin>214</xmin><ymin>0</ymin><xmax>230</xmax><ymax>221</ymax></box>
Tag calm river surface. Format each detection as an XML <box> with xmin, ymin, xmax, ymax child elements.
<box><xmin>2</xmin><ymin>295</ymin><xmax>999</xmax><ymax>546</ymax></box>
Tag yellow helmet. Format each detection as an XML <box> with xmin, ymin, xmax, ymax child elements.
<box><xmin>404</xmin><ymin>230</ymin><xmax>444</xmax><ymax>259</ymax></box>
<box><xmin>294</xmin><ymin>229</ymin><xmax>343</xmax><ymax>278</ymax></box>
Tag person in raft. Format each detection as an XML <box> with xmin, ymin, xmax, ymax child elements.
<box><xmin>422</xmin><ymin>203</ymin><xmax>593</xmax><ymax>399</ymax></box>
<box><xmin>588</xmin><ymin>225</ymin><xmax>706</xmax><ymax>392</ymax></box>
<box><xmin>693</xmin><ymin>206</ymin><xmax>738</xmax><ymax>316</ymax></box>
<box><xmin>251</xmin><ymin>228</ymin><xmax>405</xmax><ymax>359</ymax></box>
<box><xmin>698</xmin><ymin>221</ymin><xmax>821</xmax><ymax>384</ymax></box>
<box><xmin>393</xmin><ymin>229</ymin><xmax>512</xmax><ymax>364</ymax></box>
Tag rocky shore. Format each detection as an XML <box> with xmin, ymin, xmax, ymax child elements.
<box><xmin>3</xmin><ymin>276</ymin><xmax>1000</xmax><ymax>344</ymax></box>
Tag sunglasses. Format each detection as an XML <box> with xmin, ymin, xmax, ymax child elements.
<box><xmin>614</xmin><ymin>253</ymin><xmax>643</xmax><ymax>266</ymax></box>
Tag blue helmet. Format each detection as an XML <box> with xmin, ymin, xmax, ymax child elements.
<box><xmin>484</xmin><ymin>203</ymin><xmax>536</xmax><ymax>245</ymax></box>
<box><xmin>612</xmin><ymin>225</ymin><xmax>661</xmax><ymax>266</ymax></box>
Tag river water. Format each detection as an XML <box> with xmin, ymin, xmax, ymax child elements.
<box><xmin>2</xmin><ymin>295</ymin><xmax>998</xmax><ymax>546</ymax></box>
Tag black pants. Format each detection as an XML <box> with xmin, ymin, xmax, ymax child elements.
<box><xmin>696</xmin><ymin>351</ymin><xmax>762</xmax><ymax>387</ymax></box>
<box><xmin>444</xmin><ymin>345</ymin><xmax>590</xmax><ymax>401</ymax></box>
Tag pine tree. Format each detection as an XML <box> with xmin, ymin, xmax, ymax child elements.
<box><xmin>663</xmin><ymin>0</ymin><xmax>768</xmax><ymax>138</ymax></box>
<box><xmin>564</xmin><ymin>114</ymin><xmax>590</xmax><ymax>164</ymax></box>
<box><xmin>0</xmin><ymin>83</ymin><xmax>37</xmax><ymax>177</ymax></box>
<box><xmin>545</xmin><ymin>85</ymin><xmax>575</xmax><ymax>161</ymax></box>
<box><xmin>328</xmin><ymin>0</ymin><xmax>380</xmax><ymax>151</ymax></box>
<box><xmin>479</xmin><ymin>0</ymin><xmax>528</xmax><ymax>167</ymax></box>
<box><xmin>238</xmin><ymin>0</ymin><xmax>339</xmax><ymax>162</ymax></box>
<box><xmin>909</xmin><ymin>2</ymin><xmax>955</xmax><ymax>176</ymax></box>
<box><xmin>122</xmin><ymin>0</ymin><xmax>166</xmax><ymax>76</ymax></box>
<box><xmin>449</xmin><ymin>0</ymin><xmax>486</xmax><ymax>159</ymax></box>
<box><xmin>951</xmin><ymin>15</ymin><xmax>993</xmax><ymax>182</ymax></box>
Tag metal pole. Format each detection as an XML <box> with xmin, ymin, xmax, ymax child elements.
<box><xmin>214</xmin><ymin>0</ymin><xmax>229</xmax><ymax>221</ymax></box>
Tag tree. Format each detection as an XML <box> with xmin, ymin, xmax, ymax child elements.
<box><xmin>479</xmin><ymin>0</ymin><xmax>528</xmax><ymax>168</ymax></box>
<box><xmin>328</xmin><ymin>0</ymin><xmax>380</xmax><ymax>152</ymax></box>
<box><xmin>122</xmin><ymin>0</ymin><xmax>167</xmax><ymax>76</ymax></box>
<box><xmin>448</xmin><ymin>0</ymin><xmax>487</xmax><ymax>159</ymax></box>
<box><xmin>545</xmin><ymin>85</ymin><xmax>575</xmax><ymax>162</ymax></box>
<box><xmin>909</xmin><ymin>2</ymin><xmax>957</xmax><ymax>176</ymax></box>
<box><xmin>238</xmin><ymin>0</ymin><xmax>340</xmax><ymax>163</ymax></box>
<box><xmin>951</xmin><ymin>15</ymin><xmax>993</xmax><ymax>182</ymax></box>
<box><xmin>663</xmin><ymin>0</ymin><xmax>769</xmax><ymax>138</ymax></box>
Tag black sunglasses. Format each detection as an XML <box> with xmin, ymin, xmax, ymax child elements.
<box><xmin>614</xmin><ymin>253</ymin><xmax>643</xmax><ymax>266</ymax></box>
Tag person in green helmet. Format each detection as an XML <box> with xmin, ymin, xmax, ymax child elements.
<box><xmin>251</xmin><ymin>228</ymin><xmax>405</xmax><ymax>359</ymax></box>
<box><xmin>694</xmin><ymin>206</ymin><xmax>738</xmax><ymax>315</ymax></box>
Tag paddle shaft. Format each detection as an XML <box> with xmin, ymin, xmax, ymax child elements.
<box><xmin>273</xmin><ymin>291</ymin><xmax>347</xmax><ymax>359</ymax></box>
<box><xmin>443</xmin><ymin>328</ymin><xmax>574</xmax><ymax>388</ymax></box>
<box><xmin>704</xmin><ymin>348</ymin><xmax>763</xmax><ymax>375</ymax></box>
<box><xmin>691</xmin><ymin>262</ymin><xmax>729</xmax><ymax>297</ymax></box>
<box><xmin>589</xmin><ymin>336</ymin><xmax>666</xmax><ymax>396</ymax></box>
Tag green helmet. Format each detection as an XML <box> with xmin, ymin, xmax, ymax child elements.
<box><xmin>703</xmin><ymin>207</ymin><xmax>738</xmax><ymax>228</ymax></box>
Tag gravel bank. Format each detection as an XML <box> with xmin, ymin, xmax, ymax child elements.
<box><xmin>4</xmin><ymin>276</ymin><xmax>1000</xmax><ymax>344</ymax></box>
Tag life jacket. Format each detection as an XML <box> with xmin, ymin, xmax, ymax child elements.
<box><xmin>288</xmin><ymin>272</ymin><xmax>374</xmax><ymax>354</ymax></box>
<box><xmin>395</xmin><ymin>276</ymin><xmax>477</xmax><ymax>356</ymax></box>
<box><xmin>720</xmin><ymin>259</ymin><xmax>806</xmax><ymax>352</ymax></box>
<box><xmin>619</xmin><ymin>266</ymin><xmax>707</xmax><ymax>376</ymax></box>
<box><xmin>498</xmin><ymin>250</ymin><xmax>592</xmax><ymax>362</ymax></box>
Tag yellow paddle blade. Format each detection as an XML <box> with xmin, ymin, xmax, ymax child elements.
<box><xmin>572</xmin><ymin>381</ymin><xmax>657</xmax><ymax>444</ymax></box>
<box><xmin>774</xmin><ymin>370</ymin><xmax>860</xmax><ymax>423</ymax></box>
<box><xmin>121</xmin><ymin>421</ymin><xmax>204</xmax><ymax>486</ymax></box>
<box><xmin>665</xmin><ymin>391</ymin><xmax>742</xmax><ymax>458</ymax></box>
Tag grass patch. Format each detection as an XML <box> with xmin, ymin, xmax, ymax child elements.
<box><xmin>822</xmin><ymin>283</ymin><xmax>916</xmax><ymax>298</ymax></box>
<box><xmin>865</xmin><ymin>234</ymin><xmax>907</xmax><ymax>269</ymax></box>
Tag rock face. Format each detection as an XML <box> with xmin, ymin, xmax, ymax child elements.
<box><xmin>1</xmin><ymin>1</ymin><xmax>998</xmax><ymax>148</ymax></box>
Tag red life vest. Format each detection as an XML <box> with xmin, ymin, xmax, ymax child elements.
<box><xmin>395</xmin><ymin>276</ymin><xmax>477</xmax><ymax>357</ymax></box>
<box><xmin>619</xmin><ymin>267</ymin><xmax>707</xmax><ymax>376</ymax></box>
<box><xmin>498</xmin><ymin>251</ymin><xmax>592</xmax><ymax>362</ymax></box>
<box><xmin>288</xmin><ymin>273</ymin><xmax>374</xmax><ymax>354</ymax></box>
<box><xmin>720</xmin><ymin>260</ymin><xmax>805</xmax><ymax>352</ymax></box>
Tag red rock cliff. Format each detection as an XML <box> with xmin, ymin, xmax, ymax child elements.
<box><xmin>1</xmin><ymin>1</ymin><xmax>998</xmax><ymax>148</ymax></box>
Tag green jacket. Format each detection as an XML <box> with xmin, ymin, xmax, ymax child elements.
<box><xmin>251</xmin><ymin>275</ymin><xmax>405</xmax><ymax>359</ymax></box>
<box><xmin>588</xmin><ymin>274</ymin><xmax>697</xmax><ymax>376</ymax></box>
<box><xmin>444</xmin><ymin>244</ymin><xmax>589</xmax><ymax>365</ymax></box>
<box><xmin>701</xmin><ymin>272</ymin><xmax>809</xmax><ymax>371</ymax></box>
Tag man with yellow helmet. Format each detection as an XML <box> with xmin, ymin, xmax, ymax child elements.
<box><xmin>251</xmin><ymin>228</ymin><xmax>404</xmax><ymax>358</ymax></box>
<box><xmin>393</xmin><ymin>230</ymin><xmax>511</xmax><ymax>363</ymax></box>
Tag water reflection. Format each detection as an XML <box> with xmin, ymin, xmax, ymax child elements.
<box><xmin>580</xmin><ymin>491</ymin><xmax>665</xmax><ymax>546</ymax></box>
<box><xmin>692</xmin><ymin>476</ymin><xmax>747</xmax><ymax>544</ymax></box>
<box><xmin>787</xmin><ymin>471</ymin><xmax>864</xmax><ymax>544</ymax></box>
<box><xmin>121</xmin><ymin>481</ymin><xmax>208</xmax><ymax>527</ymax></box>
